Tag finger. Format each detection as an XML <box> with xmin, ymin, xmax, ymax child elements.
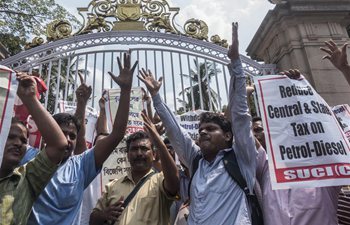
<box><xmin>108</xmin><ymin>71</ymin><xmax>117</xmax><ymax>81</ymax></box>
<box><xmin>158</xmin><ymin>77</ymin><xmax>163</xmax><ymax>84</ymax></box>
<box><xmin>325</xmin><ymin>41</ymin><xmax>336</xmax><ymax>51</ymax></box>
<box><xmin>131</xmin><ymin>61</ymin><xmax>138</xmax><ymax>74</ymax></box>
<box><xmin>137</xmin><ymin>75</ymin><xmax>146</xmax><ymax>83</ymax></box>
<box><xmin>138</xmin><ymin>69</ymin><xmax>146</xmax><ymax>78</ymax></box>
<box><xmin>142</xmin><ymin>68</ymin><xmax>148</xmax><ymax>77</ymax></box>
<box><xmin>117</xmin><ymin>57</ymin><xmax>122</xmax><ymax>70</ymax></box>
<box><xmin>123</xmin><ymin>52</ymin><xmax>129</xmax><ymax>69</ymax></box>
<box><xmin>320</xmin><ymin>47</ymin><xmax>332</xmax><ymax>55</ymax></box>
<box><xmin>342</xmin><ymin>43</ymin><xmax>349</xmax><ymax>55</ymax></box>
<box><xmin>78</xmin><ymin>72</ymin><xmax>85</xmax><ymax>84</ymax></box>
<box><xmin>328</xmin><ymin>40</ymin><xmax>337</xmax><ymax>48</ymax></box>
<box><xmin>322</xmin><ymin>55</ymin><xmax>331</xmax><ymax>60</ymax></box>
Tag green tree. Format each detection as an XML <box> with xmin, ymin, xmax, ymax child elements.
<box><xmin>0</xmin><ymin>0</ymin><xmax>81</xmax><ymax>55</ymax></box>
<box><xmin>179</xmin><ymin>60</ymin><xmax>221</xmax><ymax>111</ymax></box>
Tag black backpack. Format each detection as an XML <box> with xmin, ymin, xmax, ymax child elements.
<box><xmin>189</xmin><ymin>150</ymin><xmax>264</xmax><ymax>225</ymax></box>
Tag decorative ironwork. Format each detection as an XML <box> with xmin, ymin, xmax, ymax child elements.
<box><xmin>25</xmin><ymin>0</ymin><xmax>232</xmax><ymax>49</ymax></box>
<box><xmin>46</xmin><ymin>20</ymin><xmax>73</xmax><ymax>41</ymax></box>
<box><xmin>184</xmin><ymin>19</ymin><xmax>208</xmax><ymax>41</ymax></box>
<box><xmin>24</xmin><ymin>37</ymin><xmax>45</xmax><ymax>50</ymax></box>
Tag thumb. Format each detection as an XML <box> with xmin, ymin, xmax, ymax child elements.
<box><xmin>342</xmin><ymin>43</ymin><xmax>348</xmax><ymax>55</ymax></box>
<box><xmin>118</xmin><ymin>196</ymin><xmax>124</xmax><ymax>202</ymax></box>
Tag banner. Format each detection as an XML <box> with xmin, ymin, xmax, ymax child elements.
<box><xmin>254</xmin><ymin>75</ymin><xmax>350</xmax><ymax>189</ymax></box>
<box><xmin>332</xmin><ymin>104</ymin><xmax>350</xmax><ymax>141</ymax></box>
<box><xmin>176</xmin><ymin>110</ymin><xmax>206</xmax><ymax>141</ymax></box>
<box><xmin>59</xmin><ymin>101</ymin><xmax>98</xmax><ymax>148</ymax></box>
<box><xmin>0</xmin><ymin>66</ymin><xmax>18</xmax><ymax>166</ymax></box>
<box><xmin>102</xmin><ymin>87</ymin><xmax>143</xmax><ymax>190</ymax></box>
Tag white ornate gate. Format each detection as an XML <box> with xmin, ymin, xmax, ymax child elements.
<box><xmin>1</xmin><ymin>0</ymin><xmax>276</xmax><ymax>114</ymax></box>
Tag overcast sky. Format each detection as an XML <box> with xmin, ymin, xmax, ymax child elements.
<box><xmin>56</xmin><ymin>0</ymin><xmax>275</xmax><ymax>55</ymax></box>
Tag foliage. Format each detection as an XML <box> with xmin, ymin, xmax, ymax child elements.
<box><xmin>0</xmin><ymin>0</ymin><xmax>81</xmax><ymax>37</ymax></box>
<box><xmin>0</xmin><ymin>33</ymin><xmax>26</xmax><ymax>55</ymax></box>
<box><xmin>178</xmin><ymin>60</ymin><xmax>221</xmax><ymax>112</ymax></box>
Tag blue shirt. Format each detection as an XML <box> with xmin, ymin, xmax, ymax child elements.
<box><xmin>153</xmin><ymin>59</ymin><xmax>257</xmax><ymax>225</ymax></box>
<box><xmin>20</xmin><ymin>146</ymin><xmax>39</xmax><ymax>166</ymax></box>
<box><xmin>27</xmin><ymin>148</ymin><xmax>100</xmax><ymax>225</ymax></box>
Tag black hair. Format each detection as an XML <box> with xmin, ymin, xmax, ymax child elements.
<box><xmin>11</xmin><ymin>117</ymin><xmax>28</xmax><ymax>137</ymax></box>
<box><xmin>199</xmin><ymin>112</ymin><xmax>233</xmax><ymax>144</ymax></box>
<box><xmin>252</xmin><ymin>117</ymin><xmax>262</xmax><ymax>123</ymax></box>
<box><xmin>126</xmin><ymin>131</ymin><xmax>153</xmax><ymax>152</ymax></box>
<box><xmin>53</xmin><ymin>113</ymin><xmax>81</xmax><ymax>133</ymax></box>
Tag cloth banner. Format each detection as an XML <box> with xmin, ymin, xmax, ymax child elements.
<box><xmin>0</xmin><ymin>66</ymin><xmax>18</xmax><ymax>167</ymax></box>
<box><xmin>102</xmin><ymin>87</ymin><xmax>143</xmax><ymax>190</ymax></box>
<box><xmin>254</xmin><ymin>75</ymin><xmax>350</xmax><ymax>189</ymax></box>
<box><xmin>332</xmin><ymin>104</ymin><xmax>350</xmax><ymax>142</ymax></box>
<box><xmin>59</xmin><ymin>101</ymin><xmax>98</xmax><ymax>148</ymax></box>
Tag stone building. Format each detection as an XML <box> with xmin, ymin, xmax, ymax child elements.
<box><xmin>247</xmin><ymin>0</ymin><xmax>350</xmax><ymax>106</ymax></box>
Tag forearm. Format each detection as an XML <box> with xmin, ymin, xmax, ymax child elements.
<box><xmin>22</xmin><ymin>97</ymin><xmax>67</xmax><ymax>162</ymax></box>
<box><xmin>146</xmin><ymin>101</ymin><xmax>153</xmax><ymax>121</ymax></box>
<box><xmin>74</xmin><ymin>101</ymin><xmax>87</xmax><ymax>154</ymax></box>
<box><xmin>94</xmin><ymin>89</ymin><xmax>131</xmax><ymax>167</ymax></box>
<box><xmin>152</xmin><ymin>94</ymin><xmax>199</xmax><ymax>170</ymax></box>
<box><xmin>153</xmin><ymin>135</ymin><xmax>179</xmax><ymax>195</ymax></box>
<box><xmin>340</xmin><ymin>65</ymin><xmax>350</xmax><ymax>86</ymax></box>
<box><xmin>96</xmin><ymin>108</ymin><xmax>108</xmax><ymax>134</ymax></box>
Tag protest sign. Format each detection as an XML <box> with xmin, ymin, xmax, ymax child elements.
<box><xmin>176</xmin><ymin>110</ymin><xmax>206</xmax><ymax>141</ymax></box>
<box><xmin>332</xmin><ymin>104</ymin><xmax>350</xmax><ymax>141</ymax></box>
<box><xmin>59</xmin><ymin>101</ymin><xmax>98</xmax><ymax>148</ymax></box>
<box><xmin>102</xmin><ymin>87</ymin><xmax>143</xmax><ymax>190</ymax></box>
<box><xmin>0</xmin><ymin>66</ymin><xmax>18</xmax><ymax>166</ymax></box>
<box><xmin>254</xmin><ymin>75</ymin><xmax>350</xmax><ymax>189</ymax></box>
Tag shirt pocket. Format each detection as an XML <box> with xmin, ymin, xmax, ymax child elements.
<box><xmin>136</xmin><ymin>194</ymin><xmax>158</xmax><ymax>222</ymax></box>
<box><xmin>54</xmin><ymin>179</ymin><xmax>80</xmax><ymax>208</ymax></box>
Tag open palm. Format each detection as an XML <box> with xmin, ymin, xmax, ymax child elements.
<box><xmin>137</xmin><ymin>68</ymin><xmax>163</xmax><ymax>96</ymax></box>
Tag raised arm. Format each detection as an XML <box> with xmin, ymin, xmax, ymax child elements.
<box><xmin>320</xmin><ymin>40</ymin><xmax>350</xmax><ymax>85</ymax></box>
<box><xmin>16</xmin><ymin>73</ymin><xmax>67</xmax><ymax>164</ymax></box>
<box><xmin>93</xmin><ymin>92</ymin><xmax>109</xmax><ymax>144</ymax></box>
<box><xmin>227</xmin><ymin>23</ymin><xmax>256</xmax><ymax>192</ymax></box>
<box><xmin>93</xmin><ymin>52</ymin><xmax>138</xmax><ymax>168</ymax></box>
<box><xmin>74</xmin><ymin>72</ymin><xmax>92</xmax><ymax>155</ymax></box>
<box><xmin>142</xmin><ymin>111</ymin><xmax>179</xmax><ymax>195</ymax></box>
<box><xmin>138</xmin><ymin>69</ymin><xmax>200</xmax><ymax>172</ymax></box>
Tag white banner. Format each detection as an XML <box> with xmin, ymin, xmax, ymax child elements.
<box><xmin>332</xmin><ymin>104</ymin><xmax>350</xmax><ymax>141</ymax></box>
<box><xmin>59</xmin><ymin>101</ymin><xmax>98</xmax><ymax>148</ymax></box>
<box><xmin>254</xmin><ymin>75</ymin><xmax>350</xmax><ymax>189</ymax></box>
<box><xmin>176</xmin><ymin>110</ymin><xmax>206</xmax><ymax>141</ymax></box>
<box><xmin>102</xmin><ymin>87</ymin><xmax>143</xmax><ymax>190</ymax></box>
<box><xmin>0</xmin><ymin>66</ymin><xmax>18</xmax><ymax>167</ymax></box>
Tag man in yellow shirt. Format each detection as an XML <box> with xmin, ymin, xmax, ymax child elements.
<box><xmin>90</xmin><ymin>111</ymin><xmax>179</xmax><ymax>225</ymax></box>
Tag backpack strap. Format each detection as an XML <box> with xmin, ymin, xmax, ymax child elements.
<box><xmin>223</xmin><ymin>150</ymin><xmax>264</xmax><ymax>225</ymax></box>
<box><xmin>187</xmin><ymin>154</ymin><xmax>202</xmax><ymax>200</ymax></box>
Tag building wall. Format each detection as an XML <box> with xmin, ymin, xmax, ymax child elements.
<box><xmin>247</xmin><ymin>0</ymin><xmax>350</xmax><ymax>106</ymax></box>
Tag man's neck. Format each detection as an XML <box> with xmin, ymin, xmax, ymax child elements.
<box><xmin>131</xmin><ymin>168</ymin><xmax>152</xmax><ymax>184</ymax></box>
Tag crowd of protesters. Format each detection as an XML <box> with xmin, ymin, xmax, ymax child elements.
<box><xmin>1</xmin><ymin>22</ymin><xmax>350</xmax><ymax>225</ymax></box>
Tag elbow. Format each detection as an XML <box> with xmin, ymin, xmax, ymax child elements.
<box><xmin>57</xmin><ymin>139</ymin><xmax>69</xmax><ymax>152</ymax></box>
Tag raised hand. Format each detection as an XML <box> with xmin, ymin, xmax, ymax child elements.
<box><xmin>320</xmin><ymin>40</ymin><xmax>349</xmax><ymax>72</ymax></box>
<box><xmin>108</xmin><ymin>52</ymin><xmax>138</xmax><ymax>90</ymax></box>
<box><xmin>142</xmin><ymin>111</ymin><xmax>159</xmax><ymax>138</ymax></box>
<box><xmin>227</xmin><ymin>22</ymin><xmax>239</xmax><ymax>61</ymax></box>
<box><xmin>16</xmin><ymin>72</ymin><xmax>37</xmax><ymax>100</ymax></box>
<box><xmin>76</xmin><ymin>72</ymin><xmax>92</xmax><ymax>104</ymax></box>
<box><xmin>137</xmin><ymin>68</ymin><xmax>163</xmax><ymax>96</ymax></box>
<box><xmin>280</xmin><ymin>69</ymin><xmax>302</xmax><ymax>80</ymax></box>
